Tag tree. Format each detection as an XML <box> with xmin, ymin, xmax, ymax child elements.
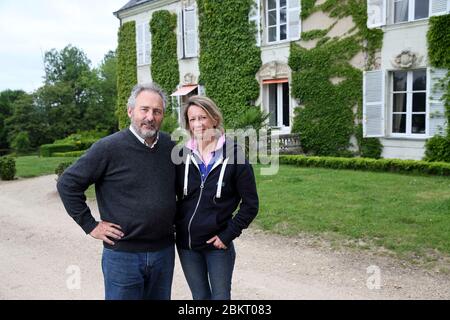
<box><xmin>44</xmin><ymin>45</ymin><xmax>92</xmax><ymax>85</ymax></box>
<box><xmin>5</xmin><ymin>93</ymin><xmax>50</xmax><ymax>149</ymax></box>
<box><xmin>11</xmin><ymin>132</ymin><xmax>31</xmax><ymax>153</ymax></box>
<box><xmin>84</xmin><ymin>50</ymin><xmax>118</xmax><ymax>133</ymax></box>
<box><xmin>0</xmin><ymin>90</ymin><xmax>27</xmax><ymax>149</ymax></box>
<box><xmin>38</xmin><ymin>45</ymin><xmax>118</xmax><ymax>140</ymax></box>
<box><xmin>2</xmin><ymin>46</ymin><xmax>118</xmax><ymax>148</ymax></box>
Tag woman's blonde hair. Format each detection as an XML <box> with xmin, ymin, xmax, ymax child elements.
<box><xmin>184</xmin><ymin>95</ymin><xmax>224</xmax><ymax>134</ymax></box>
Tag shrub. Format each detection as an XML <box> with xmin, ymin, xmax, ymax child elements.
<box><xmin>40</xmin><ymin>130</ymin><xmax>106</xmax><ymax>157</ymax></box>
<box><xmin>424</xmin><ymin>135</ymin><xmax>450</xmax><ymax>162</ymax></box>
<box><xmin>355</xmin><ymin>124</ymin><xmax>383</xmax><ymax>159</ymax></box>
<box><xmin>0</xmin><ymin>156</ymin><xmax>16</xmax><ymax>180</ymax></box>
<box><xmin>231</xmin><ymin>106</ymin><xmax>269</xmax><ymax>131</ymax></box>
<box><xmin>40</xmin><ymin>144</ymin><xmax>77</xmax><ymax>157</ymax></box>
<box><xmin>52</xmin><ymin>150</ymin><xmax>86</xmax><ymax>157</ymax></box>
<box><xmin>55</xmin><ymin>161</ymin><xmax>73</xmax><ymax>179</ymax></box>
<box><xmin>53</xmin><ymin>130</ymin><xmax>106</xmax><ymax>150</ymax></box>
<box><xmin>280</xmin><ymin>155</ymin><xmax>450</xmax><ymax>176</ymax></box>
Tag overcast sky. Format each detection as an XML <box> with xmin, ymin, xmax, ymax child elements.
<box><xmin>0</xmin><ymin>0</ymin><xmax>127</xmax><ymax>93</ymax></box>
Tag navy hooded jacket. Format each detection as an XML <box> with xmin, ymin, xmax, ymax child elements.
<box><xmin>175</xmin><ymin>139</ymin><xmax>259</xmax><ymax>250</ymax></box>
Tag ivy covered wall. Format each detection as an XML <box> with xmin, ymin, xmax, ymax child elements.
<box><xmin>197</xmin><ymin>0</ymin><xmax>261</xmax><ymax>127</ymax></box>
<box><xmin>424</xmin><ymin>13</ymin><xmax>450</xmax><ymax>162</ymax></box>
<box><xmin>427</xmin><ymin>14</ymin><xmax>450</xmax><ymax>127</ymax></box>
<box><xmin>290</xmin><ymin>0</ymin><xmax>383</xmax><ymax>157</ymax></box>
<box><xmin>150</xmin><ymin>10</ymin><xmax>180</xmax><ymax>133</ymax></box>
<box><xmin>116</xmin><ymin>21</ymin><xmax>137</xmax><ymax>129</ymax></box>
<box><xmin>150</xmin><ymin>10</ymin><xmax>180</xmax><ymax>106</ymax></box>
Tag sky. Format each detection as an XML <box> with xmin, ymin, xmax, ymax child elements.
<box><xmin>0</xmin><ymin>0</ymin><xmax>127</xmax><ymax>93</ymax></box>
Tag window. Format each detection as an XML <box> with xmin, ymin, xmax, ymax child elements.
<box><xmin>136</xmin><ymin>22</ymin><xmax>151</xmax><ymax>65</ymax></box>
<box><xmin>391</xmin><ymin>69</ymin><xmax>427</xmax><ymax>135</ymax></box>
<box><xmin>265</xmin><ymin>0</ymin><xmax>300</xmax><ymax>43</ymax></box>
<box><xmin>267</xmin><ymin>0</ymin><xmax>287</xmax><ymax>42</ymax></box>
<box><xmin>393</xmin><ymin>0</ymin><xmax>429</xmax><ymax>23</ymax></box>
<box><xmin>266</xmin><ymin>81</ymin><xmax>290</xmax><ymax>127</ymax></box>
<box><xmin>181</xmin><ymin>7</ymin><xmax>198</xmax><ymax>58</ymax></box>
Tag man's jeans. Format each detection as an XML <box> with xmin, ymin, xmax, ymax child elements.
<box><xmin>101</xmin><ymin>245</ymin><xmax>175</xmax><ymax>300</ymax></box>
<box><xmin>177</xmin><ymin>242</ymin><xmax>236</xmax><ymax>300</ymax></box>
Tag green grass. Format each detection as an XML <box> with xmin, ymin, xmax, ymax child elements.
<box><xmin>13</xmin><ymin>155</ymin><xmax>450</xmax><ymax>259</ymax></box>
<box><xmin>15</xmin><ymin>155</ymin><xmax>96</xmax><ymax>199</ymax></box>
<box><xmin>254</xmin><ymin>164</ymin><xmax>450</xmax><ymax>259</ymax></box>
<box><xmin>15</xmin><ymin>155</ymin><xmax>79</xmax><ymax>178</ymax></box>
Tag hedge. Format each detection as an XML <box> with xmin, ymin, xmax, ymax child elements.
<box><xmin>0</xmin><ymin>156</ymin><xmax>16</xmax><ymax>180</ymax></box>
<box><xmin>280</xmin><ymin>155</ymin><xmax>450</xmax><ymax>176</ymax></box>
<box><xmin>40</xmin><ymin>144</ymin><xmax>78</xmax><ymax>157</ymax></box>
<box><xmin>52</xmin><ymin>150</ymin><xmax>86</xmax><ymax>157</ymax></box>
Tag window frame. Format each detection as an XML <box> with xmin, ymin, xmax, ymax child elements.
<box><xmin>265</xmin><ymin>81</ymin><xmax>290</xmax><ymax>129</ymax></box>
<box><xmin>389</xmin><ymin>69</ymin><xmax>428</xmax><ymax>137</ymax></box>
<box><xmin>392</xmin><ymin>0</ymin><xmax>430</xmax><ymax>24</ymax></box>
<box><xmin>182</xmin><ymin>6</ymin><xmax>198</xmax><ymax>58</ymax></box>
<box><xmin>266</xmin><ymin>0</ymin><xmax>288</xmax><ymax>44</ymax></box>
<box><xmin>136</xmin><ymin>21</ymin><xmax>151</xmax><ymax>66</ymax></box>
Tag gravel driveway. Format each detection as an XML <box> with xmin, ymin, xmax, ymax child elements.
<box><xmin>1</xmin><ymin>175</ymin><xmax>449</xmax><ymax>299</ymax></box>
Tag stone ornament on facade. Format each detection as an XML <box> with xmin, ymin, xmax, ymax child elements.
<box><xmin>256</xmin><ymin>61</ymin><xmax>290</xmax><ymax>81</ymax></box>
<box><xmin>390</xmin><ymin>50</ymin><xmax>424</xmax><ymax>69</ymax></box>
<box><xmin>183</xmin><ymin>73</ymin><xmax>196</xmax><ymax>85</ymax></box>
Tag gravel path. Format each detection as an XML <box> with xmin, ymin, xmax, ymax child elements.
<box><xmin>1</xmin><ymin>175</ymin><xmax>449</xmax><ymax>300</ymax></box>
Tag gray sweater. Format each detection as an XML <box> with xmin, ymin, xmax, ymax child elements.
<box><xmin>57</xmin><ymin>129</ymin><xmax>177</xmax><ymax>252</ymax></box>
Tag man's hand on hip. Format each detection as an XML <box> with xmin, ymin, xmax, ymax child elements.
<box><xmin>89</xmin><ymin>221</ymin><xmax>124</xmax><ymax>245</ymax></box>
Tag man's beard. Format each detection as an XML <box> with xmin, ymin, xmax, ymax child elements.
<box><xmin>132</xmin><ymin>121</ymin><xmax>157</xmax><ymax>140</ymax></box>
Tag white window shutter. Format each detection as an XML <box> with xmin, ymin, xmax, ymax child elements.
<box><xmin>427</xmin><ymin>68</ymin><xmax>447</xmax><ymax>136</ymax></box>
<box><xmin>430</xmin><ymin>0</ymin><xmax>450</xmax><ymax>16</ymax></box>
<box><xmin>249</xmin><ymin>0</ymin><xmax>261</xmax><ymax>46</ymax></box>
<box><xmin>136</xmin><ymin>23</ymin><xmax>144</xmax><ymax>65</ymax></box>
<box><xmin>177</xmin><ymin>9</ymin><xmax>184</xmax><ymax>59</ymax></box>
<box><xmin>367</xmin><ymin>0</ymin><xmax>386</xmax><ymax>28</ymax></box>
<box><xmin>184</xmin><ymin>8</ymin><xmax>198</xmax><ymax>58</ymax></box>
<box><xmin>145</xmin><ymin>22</ymin><xmax>151</xmax><ymax>64</ymax></box>
<box><xmin>363</xmin><ymin>70</ymin><xmax>385</xmax><ymax>137</ymax></box>
<box><xmin>287</xmin><ymin>0</ymin><xmax>301</xmax><ymax>41</ymax></box>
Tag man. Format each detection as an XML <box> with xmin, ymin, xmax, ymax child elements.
<box><xmin>57</xmin><ymin>83</ymin><xmax>177</xmax><ymax>300</ymax></box>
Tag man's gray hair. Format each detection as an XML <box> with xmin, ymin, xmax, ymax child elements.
<box><xmin>127</xmin><ymin>82</ymin><xmax>167</xmax><ymax>110</ymax></box>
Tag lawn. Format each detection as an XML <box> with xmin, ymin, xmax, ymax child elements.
<box><xmin>13</xmin><ymin>156</ymin><xmax>450</xmax><ymax>259</ymax></box>
<box><xmin>254</xmin><ymin>164</ymin><xmax>450</xmax><ymax>259</ymax></box>
<box><xmin>15</xmin><ymin>155</ymin><xmax>96</xmax><ymax>198</ymax></box>
<box><xmin>15</xmin><ymin>155</ymin><xmax>79</xmax><ymax>178</ymax></box>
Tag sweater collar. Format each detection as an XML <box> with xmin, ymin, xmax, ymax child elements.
<box><xmin>129</xmin><ymin>125</ymin><xmax>159</xmax><ymax>149</ymax></box>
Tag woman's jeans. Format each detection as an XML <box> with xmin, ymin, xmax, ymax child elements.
<box><xmin>101</xmin><ymin>245</ymin><xmax>175</xmax><ymax>300</ymax></box>
<box><xmin>177</xmin><ymin>242</ymin><xmax>236</xmax><ymax>300</ymax></box>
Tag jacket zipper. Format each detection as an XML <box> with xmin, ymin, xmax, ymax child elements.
<box><xmin>187</xmin><ymin>156</ymin><xmax>224</xmax><ymax>249</ymax></box>
<box><xmin>188</xmin><ymin>182</ymin><xmax>203</xmax><ymax>249</ymax></box>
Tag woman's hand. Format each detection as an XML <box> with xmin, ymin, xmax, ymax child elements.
<box><xmin>206</xmin><ymin>235</ymin><xmax>227</xmax><ymax>249</ymax></box>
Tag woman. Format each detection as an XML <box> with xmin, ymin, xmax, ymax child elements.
<box><xmin>175</xmin><ymin>95</ymin><xmax>259</xmax><ymax>300</ymax></box>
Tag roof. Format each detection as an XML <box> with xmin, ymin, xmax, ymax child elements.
<box><xmin>113</xmin><ymin>0</ymin><xmax>156</xmax><ymax>17</ymax></box>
